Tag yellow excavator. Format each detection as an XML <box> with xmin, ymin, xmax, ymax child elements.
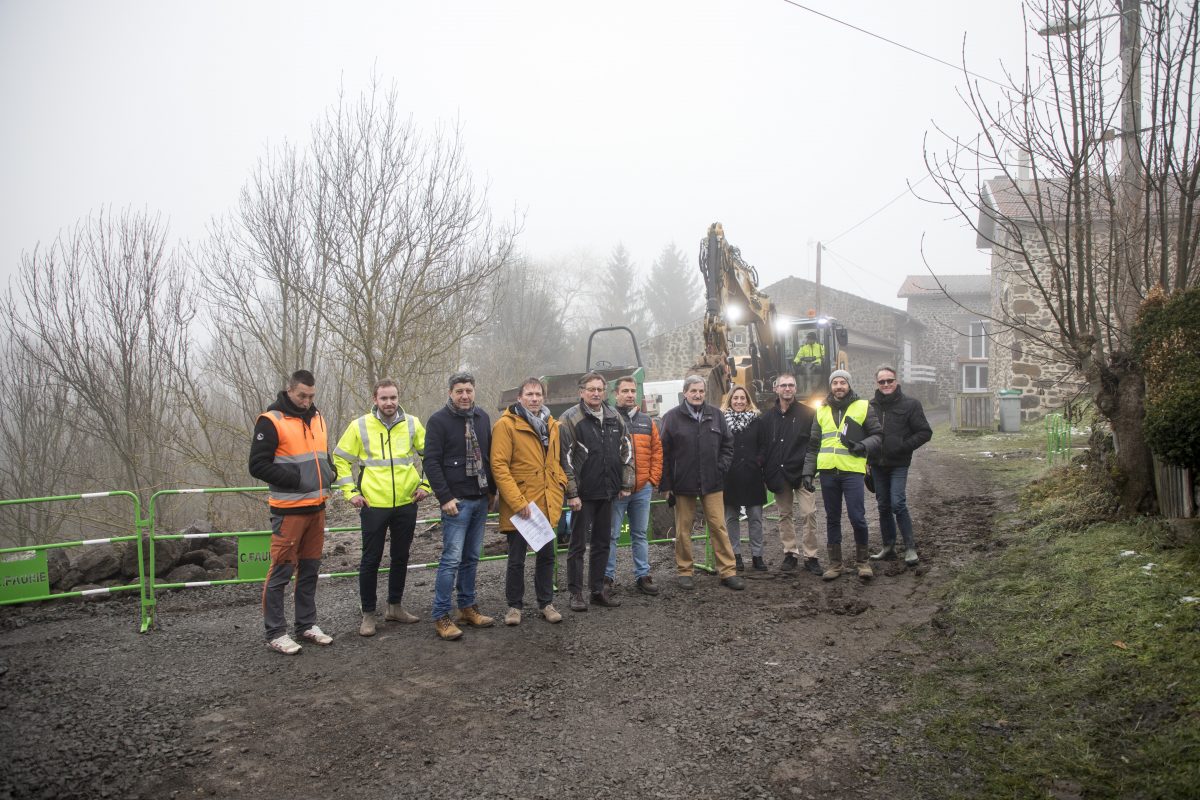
<box><xmin>688</xmin><ymin>222</ymin><xmax>847</xmax><ymax>408</ymax></box>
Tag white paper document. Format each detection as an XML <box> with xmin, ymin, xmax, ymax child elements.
<box><xmin>509</xmin><ymin>502</ymin><xmax>556</xmax><ymax>551</ymax></box>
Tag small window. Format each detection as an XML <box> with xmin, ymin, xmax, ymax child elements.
<box><xmin>963</xmin><ymin>364</ymin><xmax>989</xmax><ymax>392</ymax></box>
<box><xmin>969</xmin><ymin>322</ymin><xmax>989</xmax><ymax>359</ymax></box>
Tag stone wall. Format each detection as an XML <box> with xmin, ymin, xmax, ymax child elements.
<box><xmin>905</xmin><ymin>291</ymin><xmax>990</xmax><ymax>403</ymax></box>
<box><xmin>988</xmin><ymin>225</ymin><xmax>1087</xmax><ymax>419</ymax></box>
<box><xmin>641</xmin><ymin>319</ymin><xmax>707</xmax><ymax>381</ymax></box>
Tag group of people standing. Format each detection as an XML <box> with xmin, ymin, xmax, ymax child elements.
<box><xmin>248</xmin><ymin>365</ymin><xmax>930</xmax><ymax>655</ymax></box>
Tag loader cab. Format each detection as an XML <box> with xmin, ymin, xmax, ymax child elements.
<box><xmin>773</xmin><ymin>316</ymin><xmax>847</xmax><ymax>407</ymax></box>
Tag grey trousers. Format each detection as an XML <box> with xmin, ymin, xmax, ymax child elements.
<box><xmin>262</xmin><ymin>511</ymin><xmax>324</xmax><ymax>640</ymax></box>
<box><xmin>724</xmin><ymin>504</ymin><xmax>765</xmax><ymax>557</ymax></box>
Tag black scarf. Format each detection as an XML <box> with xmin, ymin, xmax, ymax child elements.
<box><xmin>513</xmin><ymin>403</ymin><xmax>550</xmax><ymax>449</ymax></box>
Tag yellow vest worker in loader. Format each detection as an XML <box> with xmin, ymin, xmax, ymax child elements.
<box><xmin>332</xmin><ymin>379</ymin><xmax>431</xmax><ymax>637</ymax></box>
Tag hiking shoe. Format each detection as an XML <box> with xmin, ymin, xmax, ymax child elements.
<box><xmin>385</xmin><ymin>604</ymin><xmax>419</xmax><ymax>623</ymax></box>
<box><xmin>676</xmin><ymin>575</ymin><xmax>696</xmax><ymax>590</ymax></box>
<box><xmin>720</xmin><ymin>575</ymin><xmax>746</xmax><ymax>591</ymax></box>
<box><xmin>603</xmin><ymin>576</ymin><xmax>614</xmax><ymax>589</ymax></box>
<box><xmin>781</xmin><ymin>553</ymin><xmax>799</xmax><ymax>572</ymax></box>
<box><xmin>541</xmin><ymin>604</ymin><xmax>563</xmax><ymax>624</ymax></box>
<box><xmin>904</xmin><ymin>547</ymin><xmax>920</xmax><ymax>567</ymax></box>
<box><xmin>636</xmin><ymin>575</ymin><xmax>660</xmax><ymax>595</ymax></box>
<box><xmin>435</xmin><ymin>615</ymin><xmax>463</xmax><ymax>640</ymax></box>
<box><xmin>504</xmin><ymin>607</ymin><xmax>522</xmax><ymax>626</ymax></box>
<box><xmin>591</xmin><ymin>589</ymin><xmax>621</xmax><ymax>608</ymax></box>
<box><xmin>735</xmin><ymin>554</ymin><xmax>745</xmax><ymax>572</ymax></box>
<box><xmin>857</xmin><ymin>560</ymin><xmax>874</xmax><ymax>579</ymax></box>
<box><xmin>752</xmin><ymin>556</ymin><xmax>767</xmax><ymax>571</ymax></box>
<box><xmin>804</xmin><ymin>557</ymin><xmax>823</xmax><ymax>575</ymax></box>
<box><xmin>870</xmin><ymin>544</ymin><xmax>897</xmax><ymax>561</ymax></box>
<box><xmin>454</xmin><ymin>605</ymin><xmax>495</xmax><ymax>628</ymax></box>
<box><xmin>300</xmin><ymin>626</ymin><xmax>333</xmax><ymax>646</ymax></box>
<box><xmin>267</xmin><ymin>634</ymin><xmax>302</xmax><ymax>655</ymax></box>
<box><xmin>359</xmin><ymin>613</ymin><xmax>377</xmax><ymax>637</ymax></box>
<box><xmin>569</xmin><ymin>593</ymin><xmax>588</xmax><ymax>612</ymax></box>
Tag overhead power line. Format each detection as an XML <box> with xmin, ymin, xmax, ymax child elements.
<box><xmin>777</xmin><ymin>0</ymin><xmax>1009</xmax><ymax>88</ymax></box>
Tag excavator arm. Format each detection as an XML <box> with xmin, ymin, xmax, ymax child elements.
<box><xmin>689</xmin><ymin>222</ymin><xmax>779</xmax><ymax>402</ymax></box>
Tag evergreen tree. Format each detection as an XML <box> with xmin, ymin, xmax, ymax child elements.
<box><xmin>590</xmin><ymin>243</ymin><xmax>647</xmax><ymax>367</ymax></box>
<box><xmin>643</xmin><ymin>242</ymin><xmax>701</xmax><ymax>335</ymax></box>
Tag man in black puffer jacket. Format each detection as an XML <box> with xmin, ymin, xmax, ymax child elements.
<box><xmin>659</xmin><ymin>375</ymin><xmax>745</xmax><ymax>591</ymax></box>
<box><xmin>867</xmin><ymin>365</ymin><xmax>932</xmax><ymax>567</ymax></box>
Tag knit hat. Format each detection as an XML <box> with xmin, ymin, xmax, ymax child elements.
<box><xmin>829</xmin><ymin>369</ymin><xmax>852</xmax><ymax>387</ymax></box>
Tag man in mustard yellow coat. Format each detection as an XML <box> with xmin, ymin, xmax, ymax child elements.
<box><xmin>491</xmin><ymin>377</ymin><xmax>568</xmax><ymax>626</ymax></box>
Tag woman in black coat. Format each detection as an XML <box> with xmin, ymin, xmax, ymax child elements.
<box><xmin>721</xmin><ymin>385</ymin><xmax>769</xmax><ymax>572</ymax></box>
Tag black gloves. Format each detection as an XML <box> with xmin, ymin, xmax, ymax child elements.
<box><xmin>850</xmin><ymin>442</ymin><xmax>867</xmax><ymax>457</ymax></box>
<box><xmin>801</xmin><ymin>476</ymin><xmax>815</xmax><ymax>493</ymax></box>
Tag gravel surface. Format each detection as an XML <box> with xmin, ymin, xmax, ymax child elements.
<box><xmin>0</xmin><ymin>433</ymin><xmax>1000</xmax><ymax>800</ymax></box>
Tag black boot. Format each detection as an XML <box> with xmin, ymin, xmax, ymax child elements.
<box><xmin>752</xmin><ymin>556</ymin><xmax>767</xmax><ymax>571</ymax></box>
<box><xmin>735</xmin><ymin>554</ymin><xmax>745</xmax><ymax>572</ymax></box>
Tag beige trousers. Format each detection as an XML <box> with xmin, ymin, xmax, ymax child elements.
<box><xmin>673</xmin><ymin>492</ymin><xmax>737</xmax><ymax>579</ymax></box>
<box><xmin>773</xmin><ymin>486</ymin><xmax>819</xmax><ymax>558</ymax></box>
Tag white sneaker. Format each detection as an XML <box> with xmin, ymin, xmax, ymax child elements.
<box><xmin>267</xmin><ymin>634</ymin><xmax>302</xmax><ymax>655</ymax></box>
<box><xmin>300</xmin><ymin>626</ymin><xmax>333</xmax><ymax>646</ymax></box>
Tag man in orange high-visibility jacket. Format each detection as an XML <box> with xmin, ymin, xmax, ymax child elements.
<box><xmin>249</xmin><ymin>369</ymin><xmax>338</xmax><ymax>655</ymax></box>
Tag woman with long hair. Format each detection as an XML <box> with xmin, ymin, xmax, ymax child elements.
<box><xmin>721</xmin><ymin>385</ymin><xmax>768</xmax><ymax>571</ymax></box>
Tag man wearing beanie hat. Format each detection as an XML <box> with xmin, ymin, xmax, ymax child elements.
<box><xmin>801</xmin><ymin>368</ymin><xmax>883</xmax><ymax>580</ymax></box>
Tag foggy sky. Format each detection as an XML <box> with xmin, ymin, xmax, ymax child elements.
<box><xmin>0</xmin><ymin>1</ymin><xmax>1032</xmax><ymax>311</ymax></box>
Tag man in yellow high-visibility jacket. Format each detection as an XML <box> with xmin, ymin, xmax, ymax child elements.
<box><xmin>793</xmin><ymin>332</ymin><xmax>826</xmax><ymax>368</ymax></box>
<box><xmin>801</xmin><ymin>369</ymin><xmax>882</xmax><ymax>581</ymax></box>
<box><xmin>332</xmin><ymin>379</ymin><xmax>431</xmax><ymax>637</ymax></box>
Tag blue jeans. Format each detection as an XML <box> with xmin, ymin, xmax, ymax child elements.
<box><xmin>431</xmin><ymin>496</ymin><xmax>488</xmax><ymax>620</ymax></box>
<box><xmin>607</xmin><ymin>484</ymin><xmax>652</xmax><ymax>580</ymax></box>
<box><xmin>873</xmin><ymin>465</ymin><xmax>914</xmax><ymax>548</ymax></box>
<box><xmin>819</xmin><ymin>471</ymin><xmax>869</xmax><ymax>547</ymax></box>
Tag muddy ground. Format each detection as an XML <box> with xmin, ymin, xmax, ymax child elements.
<box><xmin>0</xmin><ymin>429</ymin><xmax>1003</xmax><ymax>800</ymax></box>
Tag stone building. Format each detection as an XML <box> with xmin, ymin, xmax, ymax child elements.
<box><xmin>978</xmin><ymin>177</ymin><xmax>1088</xmax><ymax>418</ymax></box>
<box><xmin>897</xmin><ymin>274</ymin><xmax>992</xmax><ymax>402</ymax></box>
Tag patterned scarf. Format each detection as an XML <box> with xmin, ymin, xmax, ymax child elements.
<box><xmin>724</xmin><ymin>408</ymin><xmax>757</xmax><ymax>434</ymax></box>
<box><xmin>446</xmin><ymin>400</ymin><xmax>488</xmax><ymax>491</ymax></box>
<box><xmin>514</xmin><ymin>403</ymin><xmax>550</xmax><ymax>449</ymax></box>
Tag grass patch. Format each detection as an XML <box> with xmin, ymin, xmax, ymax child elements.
<box><xmin>896</xmin><ymin>465</ymin><xmax>1200</xmax><ymax>799</ymax></box>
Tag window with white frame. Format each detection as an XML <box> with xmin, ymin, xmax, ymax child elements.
<box><xmin>969</xmin><ymin>321</ymin><xmax>989</xmax><ymax>359</ymax></box>
<box><xmin>962</xmin><ymin>363</ymin><xmax>989</xmax><ymax>392</ymax></box>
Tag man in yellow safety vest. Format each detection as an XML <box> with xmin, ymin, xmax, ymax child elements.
<box><xmin>793</xmin><ymin>332</ymin><xmax>826</xmax><ymax>369</ymax></box>
<box><xmin>801</xmin><ymin>369</ymin><xmax>882</xmax><ymax>581</ymax></box>
<box><xmin>332</xmin><ymin>378</ymin><xmax>431</xmax><ymax>637</ymax></box>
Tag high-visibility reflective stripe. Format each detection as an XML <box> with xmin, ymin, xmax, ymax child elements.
<box><xmin>357</xmin><ymin>416</ymin><xmax>371</xmax><ymax>454</ymax></box>
<box><xmin>267</xmin><ymin>410</ymin><xmax>283</xmax><ymax>421</ymax></box>
<box><xmin>362</xmin><ymin>456</ymin><xmax>415</xmax><ymax>467</ymax></box>
<box><xmin>332</xmin><ymin>476</ymin><xmax>355</xmax><ymax>487</ymax></box>
<box><xmin>333</xmin><ymin>446</ymin><xmax>356</xmax><ymax>462</ymax></box>
<box><xmin>270</xmin><ymin>489</ymin><xmax>327</xmax><ymax>501</ymax></box>
<box><xmin>275</xmin><ymin>453</ymin><xmax>314</xmax><ymax>465</ymax></box>
<box><xmin>821</xmin><ymin>432</ymin><xmax>837</xmax><ymax>439</ymax></box>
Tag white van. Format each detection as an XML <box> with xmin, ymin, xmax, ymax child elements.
<box><xmin>641</xmin><ymin>379</ymin><xmax>684</xmax><ymax>418</ymax></box>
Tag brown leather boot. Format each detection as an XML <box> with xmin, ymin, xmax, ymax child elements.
<box><xmin>434</xmin><ymin>615</ymin><xmax>463</xmax><ymax>640</ymax></box>
<box><xmin>454</xmin><ymin>604</ymin><xmax>495</xmax><ymax>628</ymax></box>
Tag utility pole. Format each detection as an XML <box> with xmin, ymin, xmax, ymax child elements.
<box><xmin>814</xmin><ymin>241</ymin><xmax>823</xmax><ymax>316</ymax></box>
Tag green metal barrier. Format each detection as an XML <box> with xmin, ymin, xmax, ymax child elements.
<box><xmin>1046</xmin><ymin>413</ymin><xmax>1072</xmax><ymax>465</ymax></box>
<box><xmin>0</xmin><ymin>486</ymin><xmax>722</xmax><ymax>631</ymax></box>
<box><xmin>0</xmin><ymin>491</ymin><xmax>146</xmax><ymax>609</ymax></box>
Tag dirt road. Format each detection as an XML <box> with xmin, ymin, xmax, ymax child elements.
<box><xmin>0</xmin><ymin>431</ymin><xmax>999</xmax><ymax>800</ymax></box>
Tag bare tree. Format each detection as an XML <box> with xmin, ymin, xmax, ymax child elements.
<box><xmin>3</xmin><ymin>208</ymin><xmax>197</xmax><ymax>497</ymax></box>
<box><xmin>924</xmin><ymin>0</ymin><xmax>1199</xmax><ymax>512</ymax></box>
<box><xmin>309</xmin><ymin>79</ymin><xmax>519</xmax><ymax>406</ymax></box>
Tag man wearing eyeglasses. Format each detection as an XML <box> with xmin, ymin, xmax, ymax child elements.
<box><xmin>760</xmin><ymin>372</ymin><xmax>821</xmax><ymax>575</ymax></box>
<box><xmin>559</xmin><ymin>372</ymin><xmax>634</xmax><ymax>612</ymax></box>
<box><xmin>867</xmin><ymin>366</ymin><xmax>932</xmax><ymax>567</ymax></box>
